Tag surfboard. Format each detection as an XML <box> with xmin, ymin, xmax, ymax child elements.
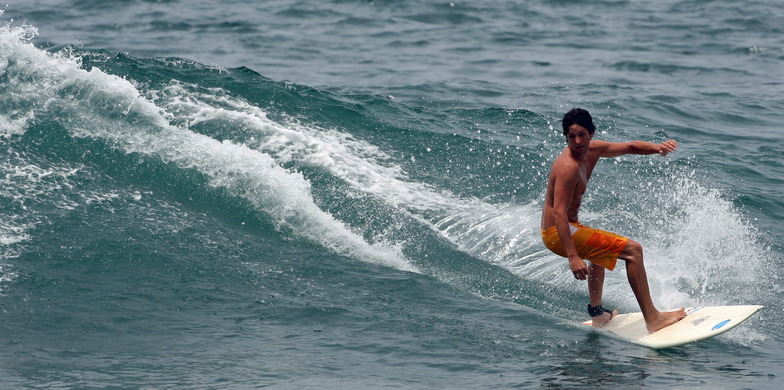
<box><xmin>581</xmin><ymin>305</ymin><xmax>763</xmax><ymax>349</ymax></box>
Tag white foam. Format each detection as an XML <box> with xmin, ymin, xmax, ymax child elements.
<box><xmin>0</xmin><ymin>158</ymin><xmax>85</xmax><ymax>256</ymax></box>
<box><xmin>644</xmin><ymin>175</ymin><xmax>769</xmax><ymax>308</ymax></box>
<box><xmin>0</xmin><ymin>25</ymin><xmax>416</xmax><ymax>273</ymax></box>
<box><xmin>434</xmin><ymin>200</ymin><xmax>543</xmax><ymax>264</ymax></box>
<box><xmin>153</xmin><ymin>82</ymin><xmax>461</xmax><ymax>214</ymax></box>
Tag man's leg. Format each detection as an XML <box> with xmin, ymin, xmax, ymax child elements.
<box><xmin>620</xmin><ymin>239</ymin><xmax>686</xmax><ymax>332</ymax></box>
<box><xmin>587</xmin><ymin>263</ymin><xmax>615</xmax><ymax>327</ymax></box>
<box><xmin>588</xmin><ymin>262</ymin><xmax>604</xmax><ymax>307</ymax></box>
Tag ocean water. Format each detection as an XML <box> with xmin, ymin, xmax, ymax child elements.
<box><xmin>1</xmin><ymin>0</ymin><xmax>783</xmax><ymax>388</ymax></box>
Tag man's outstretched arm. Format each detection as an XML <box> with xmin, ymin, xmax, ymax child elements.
<box><xmin>594</xmin><ymin>140</ymin><xmax>678</xmax><ymax>158</ymax></box>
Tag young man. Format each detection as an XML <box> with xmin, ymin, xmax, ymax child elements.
<box><xmin>541</xmin><ymin>108</ymin><xmax>686</xmax><ymax>333</ymax></box>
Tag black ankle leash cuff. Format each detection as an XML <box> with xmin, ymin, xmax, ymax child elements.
<box><xmin>588</xmin><ymin>304</ymin><xmax>609</xmax><ymax>317</ymax></box>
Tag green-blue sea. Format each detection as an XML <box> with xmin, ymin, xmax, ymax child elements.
<box><xmin>1</xmin><ymin>1</ymin><xmax>783</xmax><ymax>388</ymax></box>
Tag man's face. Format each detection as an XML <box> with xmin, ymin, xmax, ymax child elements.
<box><xmin>566</xmin><ymin>123</ymin><xmax>593</xmax><ymax>157</ymax></box>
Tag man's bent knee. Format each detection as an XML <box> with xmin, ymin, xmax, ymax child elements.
<box><xmin>620</xmin><ymin>240</ymin><xmax>644</xmax><ymax>263</ymax></box>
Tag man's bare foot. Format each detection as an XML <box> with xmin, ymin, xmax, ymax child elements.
<box><xmin>646</xmin><ymin>307</ymin><xmax>687</xmax><ymax>333</ymax></box>
<box><xmin>591</xmin><ymin>309</ymin><xmax>618</xmax><ymax>328</ymax></box>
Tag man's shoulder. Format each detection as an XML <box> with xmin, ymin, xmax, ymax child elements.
<box><xmin>588</xmin><ymin>139</ymin><xmax>611</xmax><ymax>150</ymax></box>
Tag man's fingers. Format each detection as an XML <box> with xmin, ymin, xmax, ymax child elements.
<box><xmin>660</xmin><ymin>140</ymin><xmax>678</xmax><ymax>156</ymax></box>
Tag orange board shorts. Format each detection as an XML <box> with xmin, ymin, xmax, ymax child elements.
<box><xmin>541</xmin><ymin>222</ymin><xmax>628</xmax><ymax>271</ymax></box>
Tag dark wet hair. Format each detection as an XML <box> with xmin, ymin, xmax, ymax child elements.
<box><xmin>562</xmin><ymin>108</ymin><xmax>595</xmax><ymax>136</ymax></box>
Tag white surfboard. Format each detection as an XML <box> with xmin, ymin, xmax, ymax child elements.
<box><xmin>581</xmin><ymin>305</ymin><xmax>763</xmax><ymax>349</ymax></box>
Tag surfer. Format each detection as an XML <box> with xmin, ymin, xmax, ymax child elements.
<box><xmin>541</xmin><ymin>108</ymin><xmax>687</xmax><ymax>333</ymax></box>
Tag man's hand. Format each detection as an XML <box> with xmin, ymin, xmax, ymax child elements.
<box><xmin>659</xmin><ymin>140</ymin><xmax>678</xmax><ymax>156</ymax></box>
<box><xmin>569</xmin><ymin>255</ymin><xmax>588</xmax><ymax>280</ymax></box>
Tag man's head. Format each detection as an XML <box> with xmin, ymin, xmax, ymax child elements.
<box><xmin>562</xmin><ymin>108</ymin><xmax>595</xmax><ymax>136</ymax></box>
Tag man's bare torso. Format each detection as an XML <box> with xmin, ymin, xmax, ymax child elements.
<box><xmin>541</xmin><ymin>145</ymin><xmax>600</xmax><ymax>230</ymax></box>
